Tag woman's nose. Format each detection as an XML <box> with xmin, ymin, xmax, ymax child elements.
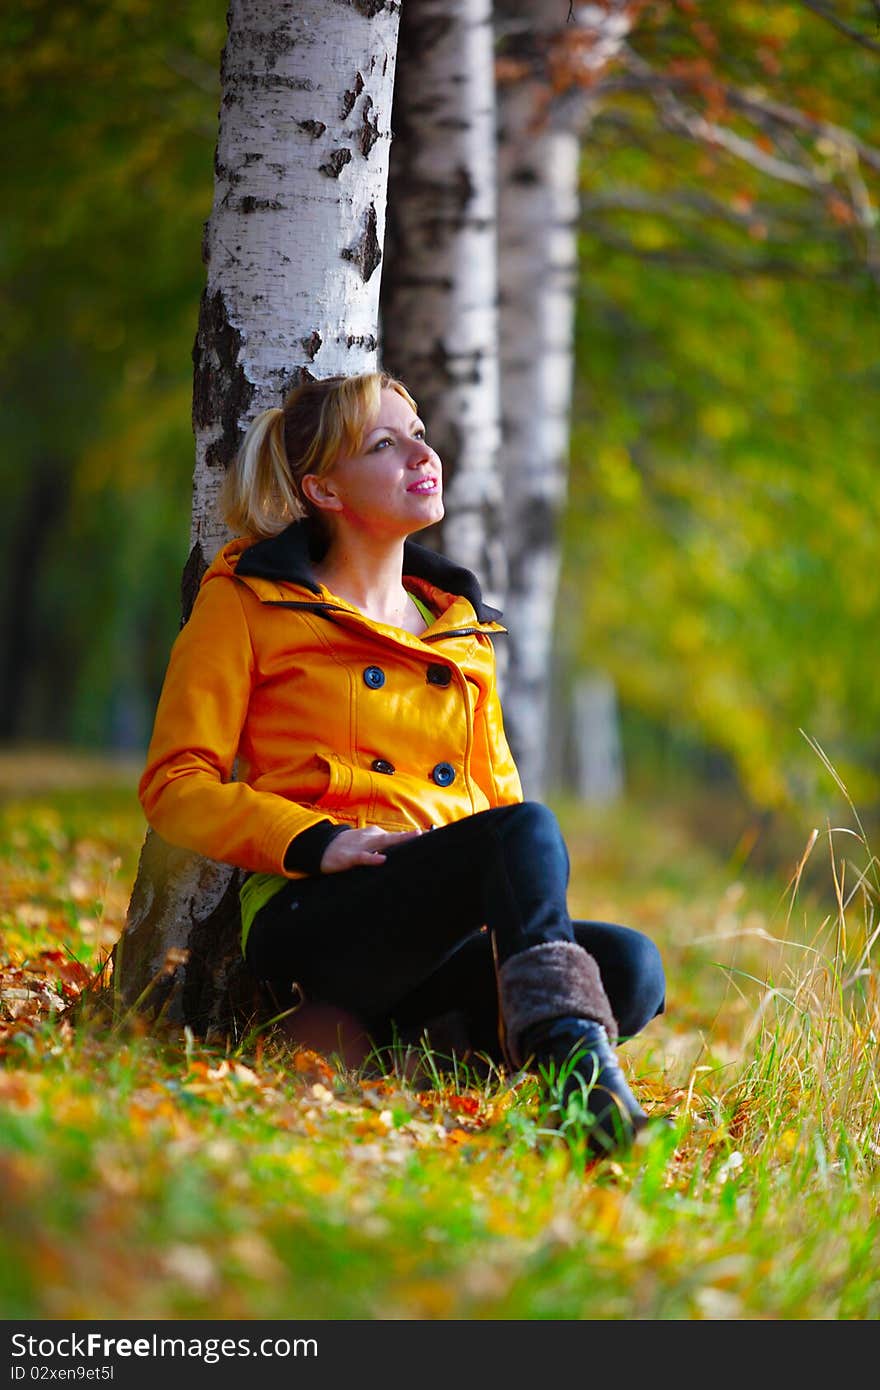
<box><xmin>407</xmin><ymin>439</ymin><xmax>436</xmax><ymax>466</ymax></box>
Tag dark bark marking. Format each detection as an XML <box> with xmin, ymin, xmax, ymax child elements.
<box><xmin>226</xmin><ymin>23</ymin><xmax>300</xmax><ymax>74</ymax></box>
<box><xmin>427</xmin><ymin>338</ymin><xmax>460</xmax><ymax>388</ymax></box>
<box><xmin>349</xmin><ymin>1</ymin><xmax>395</xmax><ymax>22</ymax></box>
<box><xmin>223</xmin><ymin>74</ymin><xmax>315</xmax><ymax>98</ymax></box>
<box><xmin>435</xmin><ymin>116</ymin><xmax>473</xmax><ymax>130</ymax></box>
<box><xmin>298</xmin><ymin>119</ymin><xmax>327</xmax><ymax>139</ymax></box>
<box><xmin>512</xmin><ymin>164</ymin><xmax>540</xmax><ymax>186</ymax></box>
<box><xmin>358</xmin><ymin>95</ymin><xmax>380</xmax><ymax>158</ymax></box>
<box><xmin>238</xmin><ymin>195</ymin><xmax>283</xmax><ymax>212</ymax></box>
<box><xmin>346</xmin><ymin>333</ymin><xmax>378</xmax><ymax>350</ymax></box>
<box><xmin>342</xmin><ymin>202</ymin><xmax>382</xmax><ymax>282</ymax></box>
<box><xmin>191</xmin><ymin>288</ymin><xmax>255</xmax><ymax>556</ymax></box>
<box><xmin>215</xmin><ymin>162</ymin><xmax>249</xmax><ymax>192</ymax></box>
<box><xmin>302</xmin><ymin>330</ymin><xmax>323</xmax><ymax>360</ymax></box>
<box><xmin>281</xmin><ymin>366</ymin><xmax>316</xmax><ymax>397</ymax></box>
<box><xmin>320</xmin><ymin>147</ymin><xmax>353</xmax><ymax>179</ymax></box>
<box><xmin>180</xmin><ymin>542</ymin><xmax>209</xmax><ymax>624</ymax></box>
<box><xmin>341</xmin><ymin>71</ymin><xmax>365</xmax><ymax>120</ymax></box>
<box><xmin>192</xmin><ymin>287</ymin><xmax>248</xmax><ymax>435</ymax></box>
<box><xmin>508</xmin><ymin>498</ymin><xmax>560</xmax><ymax>592</ymax></box>
<box><xmin>389</xmin><ymin>274</ymin><xmax>455</xmax><ymax>292</ymax></box>
<box><xmin>452</xmin><ymin>164</ymin><xmax>476</xmax><ymax>213</ymax></box>
<box><xmin>397</xmin><ymin>406</ymin><xmax>464</xmax><ymax>501</ymax></box>
<box><xmin>407</xmin><ymin>13</ymin><xmax>454</xmax><ymax>48</ymax></box>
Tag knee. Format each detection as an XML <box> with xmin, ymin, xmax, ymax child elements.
<box><xmin>494</xmin><ymin>800</ymin><xmax>569</xmax><ymax>867</ymax></box>
<box><xmin>615</xmin><ymin>931</ymin><xmax>666</xmax><ymax>1039</ymax></box>
<box><xmin>498</xmin><ymin>799</ymin><xmax>563</xmax><ymax>840</ymax></box>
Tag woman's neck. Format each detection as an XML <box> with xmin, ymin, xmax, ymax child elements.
<box><xmin>312</xmin><ymin>531</ymin><xmax>423</xmax><ymax>631</ymax></box>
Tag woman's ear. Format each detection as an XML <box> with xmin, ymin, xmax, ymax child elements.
<box><xmin>300</xmin><ymin>472</ymin><xmax>343</xmax><ymax>513</ymax></box>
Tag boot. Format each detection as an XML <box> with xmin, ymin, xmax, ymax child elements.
<box><xmin>519</xmin><ymin>1015</ymin><xmax>648</xmax><ymax>1155</ymax></box>
<box><xmin>497</xmin><ymin>940</ymin><xmax>647</xmax><ymax>1157</ymax></box>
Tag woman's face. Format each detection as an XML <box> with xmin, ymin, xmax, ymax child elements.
<box><xmin>307</xmin><ymin>388</ymin><xmax>444</xmax><ymax>540</ymax></box>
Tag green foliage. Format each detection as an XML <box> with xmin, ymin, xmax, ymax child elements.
<box><xmin>566</xmin><ymin>265</ymin><xmax>880</xmax><ymax>810</ymax></box>
<box><xmin>565</xmin><ymin>1</ymin><xmax>880</xmax><ymax>812</ymax></box>
<box><xmin>0</xmin><ymin>0</ymin><xmax>225</xmax><ymax>744</ymax></box>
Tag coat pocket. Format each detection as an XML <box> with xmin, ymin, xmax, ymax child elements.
<box><xmin>313</xmin><ymin>751</ymin><xmax>413</xmax><ymax>830</ymax></box>
<box><xmin>313</xmin><ymin>752</ymin><xmax>354</xmax><ymax>811</ymax></box>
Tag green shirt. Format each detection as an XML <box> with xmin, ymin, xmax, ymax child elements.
<box><xmin>239</xmin><ymin>589</ymin><xmax>436</xmax><ymax>953</ymax></box>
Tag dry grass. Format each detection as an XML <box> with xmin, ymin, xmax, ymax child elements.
<box><xmin>1</xmin><ymin>749</ymin><xmax>878</xmax><ymax>1319</ymax></box>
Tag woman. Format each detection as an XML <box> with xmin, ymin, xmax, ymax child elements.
<box><xmin>139</xmin><ymin>372</ymin><xmax>665</xmax><ymax>1155</ymax></box>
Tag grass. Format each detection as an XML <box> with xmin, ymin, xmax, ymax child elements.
<box><xmin>0</xmin><ymin>747</ymin><xmax>878</xmax><ymax>1319</ymax></box>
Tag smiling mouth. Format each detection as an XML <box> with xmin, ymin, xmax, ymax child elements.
<box><xmin>407</xmin><ymin>478</ymin><xmax>440</xmax><ymax>494</ymax></box>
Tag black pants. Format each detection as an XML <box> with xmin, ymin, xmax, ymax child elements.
<box><xmin>245</xmin><ymin>802</ymin><xmax>666</xmax><ymax>1064</ymax></box>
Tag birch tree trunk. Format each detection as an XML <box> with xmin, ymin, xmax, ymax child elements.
<box><xmin>495</xmin><ymin>0</ymin><xmax>631</xmax><ymax>796</ymax></box>
<box><xmin>379</xmin><ymin>0</ymin><xmax>504</xmax><ymax>611</ymax></box>
<box><xmin>112</xmin><ymin>0</ymin><xmax>400</xmax><ymax>1039</ymax></box>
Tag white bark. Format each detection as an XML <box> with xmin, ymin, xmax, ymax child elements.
<box><xmin>380</xmin><ymin>0</ymin><xmax>504</xmax><ymax>607</ymax></box>
<box><xmin>497</xmin><ymin>105</ymin><xmax>580</xmax><ymax>797</ymax></box>
<box><xmin>495</xmin><ymin>0</ymin><xmax>632</xmax><ymax>796</ymax></box>
<box><xmin>191</xmin><ymin>0</ymin><xmax>400</xmax><ymax>573</ymax></box>
<box><xmin>571</xmin><ymin>672</ymin><xmax>624</xmax><ymax>803</ymax></box>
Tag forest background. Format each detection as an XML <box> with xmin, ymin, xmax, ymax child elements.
<box><xmin>1</xmin><ymin>0</ymin><xmax>877</xmax><ymax>855</ymax></box>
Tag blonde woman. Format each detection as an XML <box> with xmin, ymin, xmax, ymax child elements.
<box><xmin>139</xmin><ymin>373</ymin><xmax>665</xmax><ymax>1155</ymax></box>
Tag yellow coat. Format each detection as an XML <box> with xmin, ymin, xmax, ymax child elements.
<box><xmin>139</xmin><ymin>520</ymin><xmax>524</xmax><ymax>881</ymax></box>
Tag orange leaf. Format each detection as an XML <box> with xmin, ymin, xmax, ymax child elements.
<box><xmin>827</xmin><ymin>194</ymin><xmax>855</xmax><ymax>225</ymax></box>
<box><xmin>292</xmin><ymin>1048</ymin><xmax>334</xmax><ymax>1083</ymax></box>
<box><xmin>445</xmin><ymin>1128</ymin><xmax>471</xmax><ymax>1145</ymax></box>
<box><xmin>446</xmin><ymin>1093</ymin><xmax>481</xmax><ymax>1117</ymax></box>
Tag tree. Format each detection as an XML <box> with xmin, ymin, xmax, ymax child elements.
<box><xmin>494</xmin><ymin>0</ymin><xmax>636</xmax><ymax>795</ymax></box>
<box><xmin>380</xmin><ymin>0</ymin><xmax>505</xmax><ymax>611</ymax></box>
<box><xmin>112</xmin><ymin>0</ymin><xmax>402</xmax><ymax>1037</ymax></box>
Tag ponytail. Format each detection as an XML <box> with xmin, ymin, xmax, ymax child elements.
<box><xmin>219</xmin><ymin>406</ymin><xmax>301</xmax><ymax>540</ymax></box>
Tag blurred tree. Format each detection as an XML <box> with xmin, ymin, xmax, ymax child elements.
<box><xmin>381</xmin><ymin>0</ymin><xmax>506</xmax><ymax>612</ymax></box>
<box><xmin>494</xmin><ymin>0</ymin><xmax>637</xmax><ymax>795</ymax></box>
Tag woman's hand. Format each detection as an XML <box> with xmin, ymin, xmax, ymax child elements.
<box><xmin>319</xmin><ymin>825</ymin><xmax>423</xmax><ymax>873</ymax></box>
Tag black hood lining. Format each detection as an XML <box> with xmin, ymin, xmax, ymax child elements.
<box><xmin>234</xmin><ymin>518</ymin><xmax>504</xmax><ymax>624</ymax></box>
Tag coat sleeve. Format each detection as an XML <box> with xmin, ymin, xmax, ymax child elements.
<box><xmin>138</xmin><ymin>576</ymin><xmax>342</xmax><ymax>876</ymax></box>
<box><xmin>470</xmin><ymin>643</ymin><xmax>524</xmax><ymax>808</ymax></box>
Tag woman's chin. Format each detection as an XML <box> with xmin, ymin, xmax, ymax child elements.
<box><xmin>411</xmin><ymin>499</ymin><xmax>444</xmax><ymax>532</ymax></box>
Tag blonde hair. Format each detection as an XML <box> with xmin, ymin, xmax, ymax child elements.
<box><xmin>220</xmin><ymin>372</ymin><xmax>418</xmax><ymax>540</ymax></box>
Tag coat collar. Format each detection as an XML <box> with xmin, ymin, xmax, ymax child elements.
<box><xmin>234</xmin><ymin>518</ymin><xmax>504</xmax><ymax>624</ymax></box>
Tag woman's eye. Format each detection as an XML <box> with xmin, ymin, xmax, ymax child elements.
<box><xmin>372</xmin><ymin>438</ymin><xmax>393</xmax><ymax>451</ymax></box>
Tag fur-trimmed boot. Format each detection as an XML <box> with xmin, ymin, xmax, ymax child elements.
<box><xmin>497</xmin><ymin>941</ymin><xmax>648</xmax><ymax>1156</ymax></box>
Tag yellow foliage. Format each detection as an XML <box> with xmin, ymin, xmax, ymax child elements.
<box><xmin>595</xmin><ymin>442</ymin><xmax>643</xmax><ymax>503</ymax></box>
